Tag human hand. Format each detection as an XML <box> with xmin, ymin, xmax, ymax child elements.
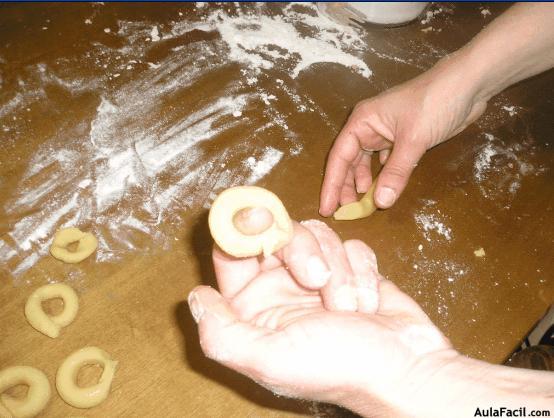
<box><xmin>319</xmin><ymin>54</ymin><xmax>489</xmax><ymax>215</ymax></box>
<box><xmin>188</xmin><ymin>219</ymin><xmax>453</xmax><ymax>414</ymax></box>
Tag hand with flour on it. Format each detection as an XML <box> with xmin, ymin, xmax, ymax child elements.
<box><xmin>188</xmin><ymin>216</ymin><xmax>454</xmax><ymax>415</ymax></box>
<box><xmin>320</xmin><ymin>2</ymin><xmax>554</xmax><ymax>215</ymax></box>
<box><xmin>188</xmin><ymin>213</ymin><xmax>554</xmax><ymax>417</ymax></box>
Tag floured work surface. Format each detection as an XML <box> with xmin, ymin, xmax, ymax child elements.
<box><xmin>1</xmin><ymin>3</ymin><xmax>553</xmax><ymax>417</ymax></box>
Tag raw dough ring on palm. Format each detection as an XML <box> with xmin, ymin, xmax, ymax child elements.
<box><xmin>208</xmin><ymin>186</ymin><xmax>293</xmax><ymax>258</ymax></box>
<box><xmin>25</xmin><ymin>283</ymin><xmax>79</xmax><ymax>339</ymax></box>
<box><xmin>56</xmin><ymin>346</ymin><xmax>118</xmax><ymax>409</ymax></box>
<box><xmin>49</xmin><ymin>227</ymin><xmax>97</xmax><ymax>263</ymax></box>
<box><xmin>0</xmin><ymin>366</ymin><xmax>51</xmax><ymax>418</ymax></box>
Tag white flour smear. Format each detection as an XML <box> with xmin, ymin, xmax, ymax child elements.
<box><xmin>414</xmin><ymin>212</ymin><xmax>453</xmax><ymax>242</ymax></box>
<box><xmin>1</xmin><ymin>3</ymin><xmax>376</xmax><ymax>281</ymax></box>
<box><xmin>473</xmin><ymin>133</ymin><xmax>545</xmax><ymax>200</ymax></box>
<box><xmin>206</xmin><ymin>6</ymin><xmax>372</xmax><ymax>79</ymax></box>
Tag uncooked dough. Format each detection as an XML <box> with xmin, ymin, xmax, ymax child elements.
<box><xmin>49</xmin><ymin>227</ymin><xmax>97</xmax><ymax>263</ymax></box>
<box><xmin>0</xmin><ymin>366</ymin><xmax>51</xmax><ymax>418</ymax></box>
<box><xmin>208</xmin><ymin>186</ymin><xmax>293</xmax><ymax>257</ymax></box>
<box><xmin>334</xmin><ymin>180</ymin><xmax>378</xmax><ymax>221</ymax></box>
<box><xmin>56</xmin><ymin>346</ymin><xmax>117</xmax><ymax>409</ymax></box>
<box><xmin>24</xmin><ymin>283</ymin><xmax>79</xmax><ymax>339</ymax></box>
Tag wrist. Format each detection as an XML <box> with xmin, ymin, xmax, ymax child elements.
<box><xmin>432</xmin><ymin>47</ymin><xmax>493</xmax><ymax>105</ymax></box>
<box><xmin>389</xmin><ymin>351</ymin><xmax>554</xmax><ymax>418</ymax></box>
<box><xmin>336</xmin><ymin>348</ymin><xmax>463</xmax><ymax>417</ymax></box>
<box><xmin>336</xmin><ymin>344</ymin><xmax>554</xmax><ymax>418</ymax></box>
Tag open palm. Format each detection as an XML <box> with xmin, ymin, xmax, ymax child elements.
<box><xmin>189</xmin><ymin>219</ymin><xmax>453</xmax><ymax>409</ymax></box>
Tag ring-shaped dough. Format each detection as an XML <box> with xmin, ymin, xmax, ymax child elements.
<box><xmin>56</xmin><ymin>347</ymin><xmax>117</xmax><ymax>409</ymax></box>
<box><xmin>49</xmin><ymin>228</ymin><xmax>97</xmax><ymax>263</ymax></box>
<box><xmin>0</xmin><ymin>366</ymin><xmax>51</xmax><ymax>418</ymax></box>
<box><xmin>208</xmin><ymin>186</ymin><xmax>293</xmax><ymax>257</ymax></box>
<box><xmin>24</xmin><ymin>283</ymin><xmax>79</xmax><ymax>339</ymax></box>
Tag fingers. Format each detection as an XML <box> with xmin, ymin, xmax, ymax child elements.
<box><xmin>279</xmin><ymin>222</ymin><xmax>332</xmax><ymax>289</ymax></box>
<box><xmin>354</xmin><ymin>151</ymin><xmax>372</xmax><ymax>193</ymax></box>
<box><xmin>319</xmin><ymin>132</ymin><xmax>360</xmax><ymax>217</ymax></box>
<box><xmin>212</xmin><ymin>246</ymin><xmax>260</xmax><ymax>299</ymax></box>
<box><xmin>379</xmin><ymin>149</ymin><xmax>390</xmax><ymax>165</ymax></box>
<box><xmin>320</xmin><ymin>102</ymin><xmax>393</xmax><ymax>217</ymax></box>
<box><xmin>374</xmin><ymin>139</ymin><xmax>426</xmax><ymax>209</ymax></box>
<box><xmin>233</xmin><ymin>207</ymin><xmax>274</xmax><ymax>235</ymax></box>
<box><xmin>377</xmin><ymin>280</ymin><xmax>433</xmax><ymax>324</ymax></box>
<box><xmin>343</xmin><ymin>240</ymin><xmax>380</xmax><ymax>314</ymax></box>
<box><xmin>339</xmin><ymin>167</ymin><xmax>358</xmax><ymax>206</ymax></box>
<box><xmin>188</xmin><ymin>286</ymin><xmax>272</xmax><ymax>369</ymax></box>
<box><xmin>230</xmin><ymin>268</ymin><xmax>319</xmax><ymax>321</ymax></box>
<box><xmin>300</xmin><ymin>219</ymin><xmax>357</xmax><ymax>312</ymax></box>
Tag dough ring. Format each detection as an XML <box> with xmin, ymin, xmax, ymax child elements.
<box><xmin>49</xmin><ymin>227</ymin><xmax>97</xmax><ymax>263</ymax></box>
<box><xmin>208</xmin><ymin>186</ymin><xmax>293</xmax><ymax>257</ymax></box>
<box><xmin>56</xmin><ymin>346</ymin><xmax>117</xmax><ymax>409</ymax></box>
<box><xmin>0</xmin><ymin>366</ymin><xmax>51</xmax><ymax>418</ymax></box>
<box><xmin>24</xmin><ymin>283</ymin><xmax>79</xmax><ymax>339</ymax></box>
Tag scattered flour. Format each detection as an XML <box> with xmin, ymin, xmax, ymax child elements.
<box><xmin>150</xmin><ymin>26</ymin><xmax>161</xmax><ymax>42</ymax></box>
<box><xmin>420</xmin><ymin>8</ymin><xmax>443</xmax><ymax>25</ymax></box>
<box><xmin>501</xmin><ymin>105</ymin><xmax>518</xmax><ymax>117</ymax></box>
<box><xmin>1</xmin><ymin>3</ymin><xmax>376</xmax><ymax>280</ymax></box>
<box><xmin>414</xmin><ymin>212</ymin><xmax>452</xmax><ymax>242</ymax></box>
<box><xmin>480</xmin><ymin>8</ymin><xmax>492</xmax><ymax>17</ymax></box>
<box><xmin>472</xmin><ymin>132</ymin><xmax>543</xmax><ymax>200</ymax></box>
<box><xmin>243</xmin><ymin>147</ymin><xmax>284</xmax><ymax>185</ymax></box>
<box><xmin>204</xmin><ymin>4</ymin><xmax>372</xmax><ymax>79</ymax></box>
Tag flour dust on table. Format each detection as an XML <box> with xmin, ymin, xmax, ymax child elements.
<box><xmin>0</xmin><ymin>3</ymin><xmax>376</xmax><ymax>282</ymax></box>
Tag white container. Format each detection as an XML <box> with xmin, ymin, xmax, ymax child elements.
<box><xmin>348</xmin><ymin>2</ymin><xmax>429</xmax><ymax>25</ymax></box>
<box><xmin>319</xmin><ymin>2</ymin><xmax>429</xmax><ymax>27</ymax></box>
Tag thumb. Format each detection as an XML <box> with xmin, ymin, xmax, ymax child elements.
<box><xmin>188</xmin><ymin>286</ymin><xmax>271</xmax><ymax>369</ymax></box>
<box><xmin>374</xmin><ymin>139</ymin><xmax>426</xmax><ymax>209</ymax></box>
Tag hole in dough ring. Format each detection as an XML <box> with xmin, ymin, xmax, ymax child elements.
<box><xmin>208</xmin><ymin>186</ymin><xmax>293</xmax><ymax>258</ymax></box>
<box><xmin>56</xmin><ymin>346</ymin><xmax>117</xmax><ymax>409</ymax></box>
<box><xmin>24</xmin><ymin>283</ymin><xmax>79</xmax><ymax>339</ymax></box>
<box><xmin>0</xmin><ymin>366</ymin><xmax>51</xmax><ymax>418</ymax></box>
<box><xmin>49</xmin><ymin>227</ymin><xmax>98</xmax><ymax>264</ymax></box>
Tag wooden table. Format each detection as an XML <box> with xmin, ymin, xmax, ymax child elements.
<box><xmin>1</xmin><ymin>3</ymin><xmax>552</xmax><ymax>417</ymax></box>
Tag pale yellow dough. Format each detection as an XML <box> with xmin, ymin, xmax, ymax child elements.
<box><xmin>56</xmin><ymin>346</ymin><xmax>117</xmax><ymax>409</ymax></box>
<box><xmin>24</xmin><ymin>283</ymin><xmax>79</xmax><ymax>339</ymax></box>
<box><xmin>208</xmin><ymin>186</ymin><xmax>293</xmax><ymax>257</ymax></box>
<box><xmin>49</xmin><ymin>227</ymin><xmax>97</xmax><ymax>263</ymax></box>
<box><xmin>334</xmin><ymin>180</ymin><xmax>378</xmax><ymax>221</ymax></box>
<box><xmin>0</xmin><ymin>366</ymin><xmax>51</xmax><ymax>418</ymax></box>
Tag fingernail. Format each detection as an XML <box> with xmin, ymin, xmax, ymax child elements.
<box><xmin>375</xmin><ymin>187</ymin><xmax>396</xmax><ymax>208</ymax></box>
<box><xmin>306</xmin><ymin>255</ymin><xmax>331</xmax><ymax>287</ymax></box>
<box><xmin>188</xmin><ymin>292</ymin><xmax>205</xmax><ymax>323</ymax></box>
<box><xmin>333</xmin><ymin>285</ymin><xmax>358</xmax><ymax>311</ymax></box>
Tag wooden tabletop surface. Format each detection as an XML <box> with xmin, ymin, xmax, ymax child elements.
<box><xmin>1</xmin><ymin>3</ymin><xmax>552</xmax><ymax>417</ymax></box>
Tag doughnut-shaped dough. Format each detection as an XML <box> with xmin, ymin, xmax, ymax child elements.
<box><xmin>24</xmin><ymin>283</ymin><xmax>79</xmax><ymax>339</ymax></box>
<box><xmin>208</xmin><ymin>186</ymin><xmax>293</xmax><ymax>257</ymax></box>
<box><xmin>0</xmin><ymin>366</ymin><xmax>51</xmax><ymax>418</ymax></box>
<box><xmin>49</xmin><ymin>227</ymin><xmax>97</xmax><ymax>263</ymax></box>
<box><xmin>56</xmin><ymin>346</ymin><xmax>117</xmax><ymax>409</ymax></box>
<box><xmin>334</xmin><ymin>180</ymin><xmax>378</xmax><ymax>220</ymax></box>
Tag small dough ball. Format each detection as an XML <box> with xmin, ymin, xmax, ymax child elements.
<box><xmin>208</xmin><ymin>186</ymin><xmax>293</xmax><ymax>257</ymax></box>
<box><xmin>49</xmin><ymin>227</ymin><xmax>97</xmax><ymax>263</ymax></box>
